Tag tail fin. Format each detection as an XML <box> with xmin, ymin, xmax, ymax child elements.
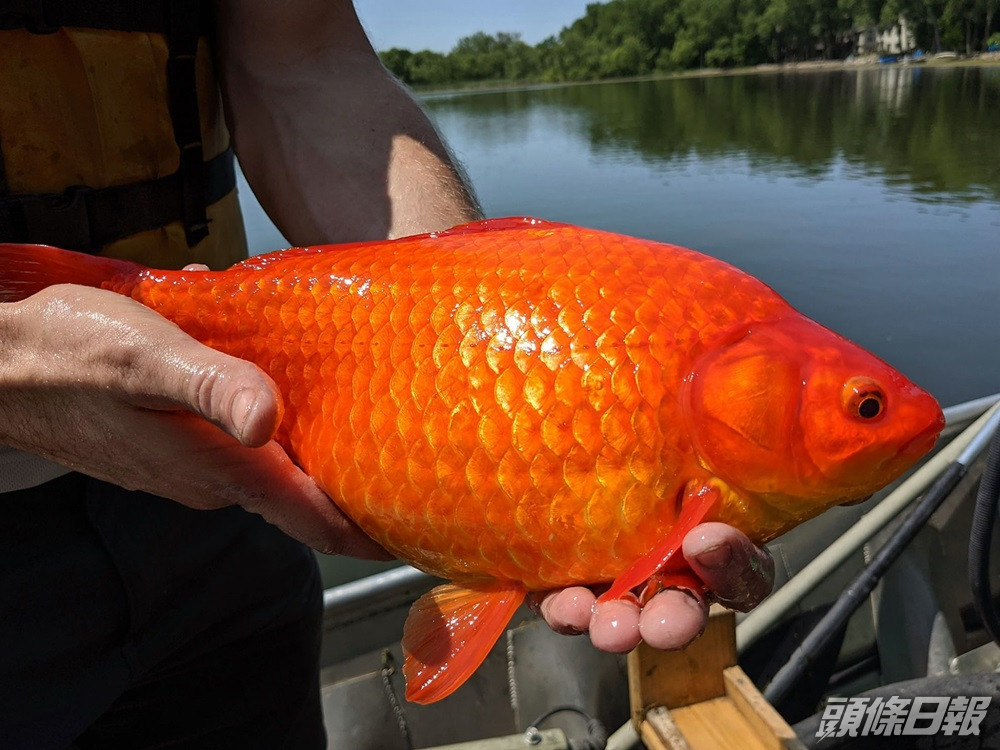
<box><xmin>0</xmin><ymin>244</ymin><xmax>142</xmax><ymax>302</ymax></box>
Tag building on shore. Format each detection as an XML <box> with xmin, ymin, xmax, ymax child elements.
<box><xmin>856</xmin><ymin>17</ymin><xmax>915</xmax><ymax>56</ymax></box>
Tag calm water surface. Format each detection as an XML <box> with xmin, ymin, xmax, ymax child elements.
<box><xmin>237</xmin><ymin>67</ymin><xmax>1000</xmax><ymax>583</ymax></box>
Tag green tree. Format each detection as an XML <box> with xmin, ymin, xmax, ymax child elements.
<box><xmin>375</xmin><ymin>0</ymin><xmax>1000</xmax><ymax>89</ymax></box>
<box><xmin>407</xmin><ymin>50</ymin><xmax>453</xmax><ymax>85</ymax></box>
<box><xmin>601</xmin><ymin>35</ymin><xmax>650</xmax><ymax>75</ymax></box>
<box><xmin>379</xmin><ymin>48</ymin><xmax>413</xmax><ymax>84</ymax></box>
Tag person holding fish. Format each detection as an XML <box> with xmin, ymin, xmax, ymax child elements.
<box><xmin>0</xmin><ymin>0</ymin><xmax>781</xmax><ymax>746</ymax></box>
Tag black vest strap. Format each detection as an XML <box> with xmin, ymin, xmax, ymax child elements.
<box><xmin>0</xmin><ymin>148</ymin><xmax>236</xmax><ymax>253</ymax></box>
<box><xmin>167</xmin><ymin>0</ymin><xmax>209</xmax><ymax>247</ymax></box>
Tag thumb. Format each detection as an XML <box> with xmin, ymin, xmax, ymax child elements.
<box><xmin>188</xmin><ymin>363</ymin><xmax>284</xmax><ymax>448</ymax></box>
<box><xmin>173</xmin><ymin>352</ymin><xmax>284</xmax><ymax>448</ymax></box>
<box><xmin>683</xmin><ymin>523</ymin><xmax>774</xmax><ymax>612</ymax></box>
<box><xmin>122</xmin><ymin>311</ymin><xmax>284</xmax><ymax>447</ymax></box>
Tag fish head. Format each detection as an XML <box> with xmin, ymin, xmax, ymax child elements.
<box><xmin>684</xmin><ymin>316</ymin><xmax>944</xmax><ymax>525</ymax></box>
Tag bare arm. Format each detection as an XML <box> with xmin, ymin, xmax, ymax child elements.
<box><xmin>214</xmin><ymin>0</ymin><xmax>480</xmax><ymax>244</ymax></box>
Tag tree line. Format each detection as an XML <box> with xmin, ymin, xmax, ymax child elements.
<box><xmin>379</xmin><ymin>0</ymin><xmax>1000</xmax><ymax>87</ymax></box>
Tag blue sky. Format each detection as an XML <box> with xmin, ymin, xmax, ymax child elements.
<box><xmin>352</xmin><ymin>1</ymin><xmax>600</xmax><ymax>53</ymax></box>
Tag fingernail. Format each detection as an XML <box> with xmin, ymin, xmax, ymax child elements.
<box><xmin>231</xmin><ymin>388</ymin><xmax>258</xmax><ymax>441</ymax></box>
<box><xmin>696</xmin><ymin>542</ymin><xmax>732</xmax><ymax>570</ymax></box>
<box><xmin>685</xmin><ymin>588</ymin><xmax>704</xmax><ymax>607</ymax></box>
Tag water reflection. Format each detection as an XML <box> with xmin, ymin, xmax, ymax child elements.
<box><xmin>427</xmin><ymin>67</ymin><xmax>1000</xmax><ymax>203</ymax></box>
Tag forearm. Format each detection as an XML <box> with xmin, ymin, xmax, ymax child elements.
<box><xmin>214</xmin><ymin>0</ymin><xmax>481</xmax><ymax>245</ymax></box>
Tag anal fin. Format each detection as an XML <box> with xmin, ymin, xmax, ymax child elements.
<box><xmin>402</xmin><ymin>581</ymin><xmax>525</xmax><ymax>704</ymax></box>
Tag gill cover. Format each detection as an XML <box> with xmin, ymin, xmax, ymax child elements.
<box><xmin>684</xmin><ymin>321</ymin><xmax>803</xmax><ymax>498</ymax></box>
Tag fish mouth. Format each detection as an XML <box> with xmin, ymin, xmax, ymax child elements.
<box><xmin>900</xmin><ymin>424</ymin><xmax>943</xmax><ymax>462</ymax></box>
<box><xmin>901</xmin><ymin>396</ymin><xmax>946</xmax><ymax>461</ymax></box>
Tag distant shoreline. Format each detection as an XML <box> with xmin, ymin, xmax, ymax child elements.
<box><xmin>413</xmin><ymin>55</ymin><xmax>1000</xmax><ymax>96</ymax></box>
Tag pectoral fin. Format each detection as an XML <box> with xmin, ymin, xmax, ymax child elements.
<box><xmin>598</xmin><ymin>481</ymin><xmax>722</xmax><ymax>603</ymax></box>
<box><xmin>402</xmin><ymin>581</ymin><xmax>525</xmax><ymax>704</ymax></box>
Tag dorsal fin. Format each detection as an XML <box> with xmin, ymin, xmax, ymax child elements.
<box><xmin>402</xmin><ymin>581</ymin><xmax>525</xmax><ymax>704</ymax></box>
<box><xmin>228</xmin><ymin>218</ymin><xmax>567</xmax><ymax>271</ymax></box>
<box><xmin>228</xmin><ymin>246</ymin><xmax>325</xmax><ymax>271</ymax></box>
<box><xmin>428</xmin><ymin>217</ymin><xmax>569</xmax><ymax>238</ymax></box>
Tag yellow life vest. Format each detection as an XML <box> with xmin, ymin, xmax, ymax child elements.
<box><xmin>0</xmin><ymin>3</ymin><xmax>247</xmax><ymax>269</ymax></box>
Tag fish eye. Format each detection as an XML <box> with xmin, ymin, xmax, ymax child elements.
<box><xmin>843</xmin><ymin>377</ymin><xmax>886</xmax><ymax>421</ymax></box>
<box><xmin>857</xmin><ymin>395</ymin><xmax>883</xmax><ymax>419</ymax></box>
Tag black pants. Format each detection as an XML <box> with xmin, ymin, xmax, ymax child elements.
<box><xmin>0</xmin><ymin>473</ymin><xmax>326</xmax><ymax>749</ymax></box>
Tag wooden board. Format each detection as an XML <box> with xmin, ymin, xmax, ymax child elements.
<box><xmin>628</xmin><ymin>605</ymin><xmax>737</xmax><ymax>724</ymax></box>
<box><xmin>641</xmin><ymin>707</ymin><xmax>691</xmax><ymax>750</ymax></box>
<box><xmin>671</xmin><ymin>697</ymin><xmax>773</xmax><ymax>750</ymax></box>
<box><xmin>629</xmin><ymin>605</ymin><xmax>806</xmax><ymax>749</ymax></box>
<box><xmin>640</xmin><ymin>686</ymin><xmax>806</xmax><ymax>750</ymax></box>
<box><xmin>724</xmin><ymin>667</ymin><xmax>804</xmax><ymax>750</ymax></box>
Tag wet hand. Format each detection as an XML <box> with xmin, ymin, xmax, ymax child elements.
<box><xmin>533</xmin><ymin>523</ymin><xmax>774</xmax><ymax>652</ymax></box>
<box><xmin>0</xmin><ymin>283</ymin><xmax>387</xmax><ymax>559</ymax></box>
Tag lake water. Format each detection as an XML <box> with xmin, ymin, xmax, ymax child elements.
<box><xmin>236</xmin><ymin>66</ymin><xmax>1000</xmax><ymax>584</ymax></box>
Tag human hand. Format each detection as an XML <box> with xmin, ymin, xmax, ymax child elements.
<box><xmin>0</xmin><ymin>283</ymin><xmax>387</xmax><ymax>558</ymax></box>
<box><xmin>533</xmin><ymin>523</ymin><xmax>774</xmax><ymax>652</ymax></box>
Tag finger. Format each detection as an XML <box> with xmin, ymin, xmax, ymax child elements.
<box><xmin>182</xmin><ymin>263</ymin><xmax>211</xmax><ymax>271</ymax></box>
<box><xmin>683</xmin><ymin>522</ymin><xmax>774</xmax><ymax>612</ymax></box>
<box><xmin>161</xmin><ymin>354</ymin><xmax>281</xmax><ymax>448</ymax></box>
<box><xmin>589</xmin><ymin>597</ymin><xmax>641</xmax><ymax>653</ymax></box>
<box><xmin>638</xmin><ymin>589</ymin><xmax>709</xmax><ymax>650</ymax></box>
<box><xmin>231</xmin><ymin>440</ymin><xmax>392</xmax><ymax>559</ymax></box>
<box><xmin>187</xmin><ymin>365</ymin><xmax>283</xmax><ymax>449</ymax></box>
<box><xmin>112</xmin><ymin>410</ymin><xmax>389</xmax><ymax>559</ymax></box>
<box><xmin>536</xmin><ymin>587</ymin><xmax>595</xmax><ymax>635</ymax></box>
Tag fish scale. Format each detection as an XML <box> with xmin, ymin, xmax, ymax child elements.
<box><xmin>0</xmin><ymin>217</ymin><xmax>944</xmax><ymax>703</ymax></box>
<box><xmin>376</xmin><ymin>236</ymin><xmax>648</xmax><ymax>586</ymax></box>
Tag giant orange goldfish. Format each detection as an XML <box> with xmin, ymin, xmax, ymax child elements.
<box><xmin>0</xmin><ymin>218</ymin><xmax>943</xmax><ymax>703</ymax></box>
